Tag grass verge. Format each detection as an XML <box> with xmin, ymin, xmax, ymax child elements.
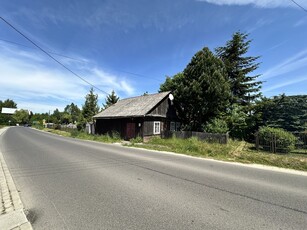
<box><xmin>129</xmin><ymin>137</ymin><xmax>307</xmax><ymax>171</ymax></box>
<box><xmin>37</xmin><ymin>128</ymin><xmax>307</xmax><ymax>171</ymax></box>
<box><xmin>42</xmin><ymin>128</ymin><xmax>121</xmax><ymax>143</ymax></box>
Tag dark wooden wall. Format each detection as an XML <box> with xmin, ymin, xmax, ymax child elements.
<box><xmin>95</xmin><ymin>117</ymin><xmax>144</xmax><ymax>140</ymax></box>
<box><xmin>148</xmin><ymin>97</ymin><xmax>177</xmax><ymax>120</ymax></box>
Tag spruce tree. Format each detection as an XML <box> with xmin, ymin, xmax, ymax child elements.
<box><xmin>103</xmin><ymin>90</ymin><xmax>119</xmax><ymax>109</ymax></box>
<box><xmin>216</xmin><ymin>31</ymin><xmax>262</xmax><ymax>107</ymax></box>
<box><xmin>82</xmin><ymin>87</ymin><xmax>99</xmax><ymax>122</ymax></box>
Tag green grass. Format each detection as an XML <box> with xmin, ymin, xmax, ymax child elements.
<box><xmin>39</xmin><ymin>128</ymin><xmax>307</xmax><ymax>171</ymax></box>
<box><xmin>43</xmin><ymin>128</ymin><xmax>121</xmax><ymax>143</ymax></box>
<box><xmin>129</xmin><ymin>137</ymin><xmax>307</xmax><ymax>171</ymax></box>
<box><xmin>0</xmin><ymin>125</ymin><xmax>6</xmax><ymax>129</ymax></box>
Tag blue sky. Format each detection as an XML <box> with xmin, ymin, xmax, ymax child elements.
<box><xmin>0</xmin><ymin>0</ymin><xmax>306</xmax><ymax>113</ymax></box>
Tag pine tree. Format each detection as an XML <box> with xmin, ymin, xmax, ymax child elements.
<box><xmin>216</xmin><ymin>31</ymin><xmax>262</xmax><ymax>107</ymax></box>
<box><xmin>103</xmin><ymin>90</ymin><xmax>119</xmax><ymax>109</ymax></box>
<box><xmin>82</xmin><ymin>88</ymin><xmax>99</xmax><ymax>122</ymax></box>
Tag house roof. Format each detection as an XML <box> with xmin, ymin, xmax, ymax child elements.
<box><xmin>93</xmin><ymin>91</ymin><xmax>171</xmax><ymax>119</ymax></box>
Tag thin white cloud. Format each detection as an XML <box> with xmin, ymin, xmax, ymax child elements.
<box><xmin>247</xmin><ymin>18</ymin><xmax>274</xmax><ymax>33</ymax></box>
<box><xmin>0</xmin><ymin>45</ymin><xmax>135</xmax><ymax>113</ymax></box>
<box><xmin>261</xmin><ymin>49</ymin><xmax>307</xmax><ymax>80</ymax></box>
<box><xmin>92</xmin><ymin>69</ymin><xmax>135</xmax><ymax>96</ymax></box>
<box><xmin>263</xmin><ymin>76</ymin><xmax>307</xmax><ymax>92</ymax></box>
<box><xmin>197</xmin><ymin>0</ymin><xmax>307</xmax><ymax>8</ymax></box>
<box><xmin>294</xmin><ymin>18</ymin><xmax>307</xmax><ymax>27</ymax></box>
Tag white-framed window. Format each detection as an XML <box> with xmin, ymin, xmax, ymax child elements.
<box><xmin>170</xmin><ymin>122</ymin><xmax>176</xmax><ymax>131</ymax></box>
<box><xmin>153</xmin><ymin>121</ymin><xmax>161</xmax><ymax>134</ymax></box>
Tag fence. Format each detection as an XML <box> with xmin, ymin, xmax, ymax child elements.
<box><xmin>255</xmin><ymin>132</ymin><xmax>307</xmax><ymax>153</ymax></box>
<box><xmin>162</xmin><ymin>130</ymin><xmax>229</xmax><ymax>144</ymax></box>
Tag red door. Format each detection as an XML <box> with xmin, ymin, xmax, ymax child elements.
<box><xmin>126</xmin><ymin>122</ymin><xmax>135</xmax><ymax>140</ymax></box>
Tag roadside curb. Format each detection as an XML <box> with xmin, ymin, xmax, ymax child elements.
<box><xmin>0</xmin><ymin>127</ymin><xmax>33</xmax><ymax>230</ymax></box>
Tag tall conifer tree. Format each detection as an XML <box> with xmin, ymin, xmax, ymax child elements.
<box><xmin>216</xmin><ymin>32</ymin><xmax>262</xmax><ymax>106</ymax></box>
<box><xmin>82</xmin><ymin>88</ymin><xmax>99</xmax><ymax>122</ymax></box>
<box><xmin>103</xmin><ymin>90</ymin><xmax>119</xmax><ymax>109</ymax></box>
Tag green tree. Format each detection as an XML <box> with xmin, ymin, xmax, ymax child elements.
<box><xmin>203</xmin><ymin>118</ymin><xmax>229</xmax><ymax>134</ymax></box>
<box><xmin>253</xmin><ymin>95</ymin><xmax>307</xmax><ymax>132</ymax></box>
<box><xmin>82</xmin><ymin>87</ymin><xmax>99</xmax><ymax>122</ymax></box>
<box><xmin>64</xmin><ymin>103</ymin><xmax>81</xmax><ymax>123</ymax></box>
<box><xmin>226</xmin><ymin>104</ymin><xmax>248</xmax><ymax>139</ymax></box>
<box><xmin>0</xmin><ymin>99</ymin><xmax>17</xmax><ymax>108</ymax></box>
<box><xmin>160</xmin><ymin>47</ymin><xmax>231</xmax><ymax>131</ymax></box>
<box><xmin>103</xmin><ymin>90</ymin><xmax>119</xmax><ymax>109</ymax></box>
<box><xmin>216</xmin><ymin>31</ymin><xmax>262</xmax><ymax>107</ymax></box>
<box><xmin>13</xmin><ymin>109</ymin><xmax>29</xmax><ymax>125</ymax></box>
<box><xmin>51</xmin><ymin>108</ymin><xmax>61</xmax><ymax>124</ymax></box>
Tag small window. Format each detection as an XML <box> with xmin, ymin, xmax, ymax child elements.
<box><xmin>170</xmin><ymin>122</ymin><xmax>175</xmax><ymax>131</ymax></box>
<box><xmin>153</xmin><ymin>121</ymin><xmax>161</xmax><ymax>134</ymax></box>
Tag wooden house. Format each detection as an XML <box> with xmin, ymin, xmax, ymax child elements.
<box><xmin>93</xmin><ymin>91</ymin><xmax>179</xmax><ymax>141</ymax></box>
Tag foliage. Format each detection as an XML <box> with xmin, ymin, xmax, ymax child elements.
<box><xmin>103</xmin><ymin>90</ymin><xmax>119</xmax><ymax>109</ymax></box>
<box><xmin>30</xmin><ymin>112</ymin><xmax>49</xmax><ymax>125</ymax></box>
<box><xmin>216</xmin><ymin>31</ymin><xmax>262</xmax><ymax>107</ymax></box>
<box><xmin>258</xmin><ymin>127</ymin><xmax>297</xmax><ymax>153</ymax></box>
<box><xmin>64</xmin><ymin>103</ymin><xmax>81</xmax><ymax>123</ymax></box>
<box><xmin>45</xmin><ymin>128</ymin><xmax>121</xmax><ymax>143</ymax></box>
<box><xmin>82</xmin><ymin>87</ymin><xmax>99</xmax><ymax>122</ymax></box>
<box><xmin>160</xmin><ymin>47</ymin><xmax>231</xmax><ymax>131</ymax></box>
<box><xmin>51</xmin><ymin>108</ymin><xmax>61</xmax><ymax>124</ymax></box>
<box><xmin>132</xmin><ymin>138</ymin><xmax>307</xmax><ymax>171</ymax></box>
<box><xmin>12</xmin><ymin>109</ymin><xmax>29</xmax><ymax>125</ymax></box>
<box><xmin>144</xmin><ymin>136</ymin><xmax>234</xmax><ymax>158</ymax></box>
<box><xmin>77</xmin><ymin>114</ymin><xmax>87</xmax><ymax>130</ymax></box>
<box><xmin>0</xmin><ymin>99</ymin><xmax>17</xmax><ymax>108</ymax></box>
<box><xmin>253</xmin><ymin>95</ymin><xmax>307</xmax><ymax>132</ymax></box>
<box><xmin>225</xmin><ymin>104</ymin><xmax>248</xmax><ymax>139</ymax></box>
<box><xmin>203</xmin><ymin>118</ymin><xmax>228</xmax><ymax>134</ymax></box>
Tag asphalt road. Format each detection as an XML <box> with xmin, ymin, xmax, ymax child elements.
<box><xmin>1</xmin><ymin>127</ymin><xmax>307</xmax><ymax>230</ymax></box>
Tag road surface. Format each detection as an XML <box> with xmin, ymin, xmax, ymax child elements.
<box><xmin>1</xmin><ymin>127</ymin><xmax>306</xmax><ymax>229</ymax></box>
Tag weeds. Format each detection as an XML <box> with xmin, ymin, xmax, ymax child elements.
<box><xmin>43</xmin><ymin>128</ymin><xmax>121</xmax><ymax>143</ymax></box>
<box><xmin>131</xmin><ymin>137</ymin><xmax>307</xmax><ymax>171</ymax></box>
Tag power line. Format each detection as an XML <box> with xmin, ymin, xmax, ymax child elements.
<box><xmin>0</xmin><ymin>16</ymin><xmax>108</xmax><ymax>95</ymax></box>
<box><xmin>290</xmin><ymin>0</ymin><xmax>307</xmax><ymax>13</ymax></box>
<box><xmin>0</xmin><ymin>38</ymin><xmax>87</xmax><ymax>63</ymax></box>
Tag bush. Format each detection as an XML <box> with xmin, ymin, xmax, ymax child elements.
<box><xmin>203</xmin><ymin>118</ymin><xmax>228</xmax><ymax>134</ymax></box>
<box><xmin>110</xmin><ymin>131</ymin><xmax>121</xmax><ymax>140</ymax></box>
<box><xmin>258</xmin><ymin>127</ymin><xmax>297</xmax><ymax>153</ymax></box>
